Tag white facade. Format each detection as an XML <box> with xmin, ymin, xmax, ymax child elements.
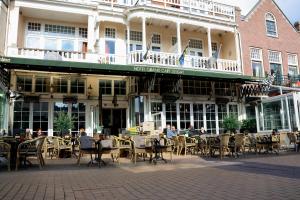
<box><xmin>3</xmin><ymin>0</ymin><xmax>246</xmax><ymax>136</ymax></box>
<box><xmin>0</xmin><ymin>0</ymin><xmax>8</xmax><ymax>55</ymax></box>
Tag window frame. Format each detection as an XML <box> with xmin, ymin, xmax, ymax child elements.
<box><xmin>265</xmin><ymin>12</ymin><xmax>278</xmax><ymax>37</ymax></box>
<box><xmin>250</xmin><ymin>47</ymin><xmax>264</xmax><ymax>78</ymax></box>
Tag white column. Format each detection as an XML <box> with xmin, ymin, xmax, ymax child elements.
<box><xmin>142</xmin><ymin>16</ymin><xmax>146</xmax><ymax>52</ymax></box>
<box><xmin>95</xmin><ymin>19</ymin><xmax>100</xmax><ymax>53</ymax></box>
<box><xmin>176</xmin><ymin>22</ymin><xmax>181</xmax><ymax>54</ymax></box>
<box><xmin>7</xmin><ymin>5</ymin><xmax>19</xmax><ymax>55</ymax></box>
<box><xmin>234</xmin><ymin>29</ymin><xmax>241</xmax><ymax>72</ymax></box>
<box><xmin>207</xmin><ymin>27</ymin><xmax>212</xmax><ymax>58</ymax></box>
<box><xmin>127</xmin><ymin>23</ymin><xmax>130</xmax><ymax>63</ymax></box>
<box><xmin>88</xmin><ymin>15</ymin><xmax>95</xmax><ymax>53</ymax></box>
<box><xmin>293</xmin><ymin>93</ymin><xmax>300</xmax><ymax>130</ymax></box>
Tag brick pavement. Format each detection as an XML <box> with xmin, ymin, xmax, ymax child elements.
<box><xmin>0</xmin><ymin>153</ymin><xmax>300</xmax><ymax>200</ymax></box>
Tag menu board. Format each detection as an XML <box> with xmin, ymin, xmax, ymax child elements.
<box><xmin>142</xmin><ymin>121</ymin><xmax>155</xmax><ymax>135</ymax></box>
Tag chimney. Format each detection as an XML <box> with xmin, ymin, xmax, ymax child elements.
<box><xmin>294</xmin><ymin>22</ymin><xmax>300</xmax><ymax>31</ymax></box>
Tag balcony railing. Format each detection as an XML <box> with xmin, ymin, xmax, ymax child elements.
<box><xmin>18</xmin><ymin>48</ymin><xmax>86</xmax><ymax>61</ymax></box>
<box><xmin>129</xmin><ymin>50</ymin><xmax>240</xmax><ymax>73</ymax></box>
<box><xmin>14</xmin><ymin>48</ymin><xmax>240</xmax><ymax>73</ymax></box>
<box><xmin>94</xmin><ymin>0</ymin><xmax>235</xmax><ymax>22</ymax></box>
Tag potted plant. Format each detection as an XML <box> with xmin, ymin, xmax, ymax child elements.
<box><xmin>223</xmin><ymin>114</ymin><xmax>241</xmax><ymax>134</ymax></box>
<box><xmin>240</xmin><ymin>119</ymin><xmax>257</xmax><ymax>133</ymax></box>
<box><xmin>53</xmin><ymin>111</ymin><xmax>75</xmax><ymax>137</ymax></box>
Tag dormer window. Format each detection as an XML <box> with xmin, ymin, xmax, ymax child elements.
<box><xmin>265</xmin><ymin>13</ymin><xmax>277</xmax><ymax>37</ymax></box>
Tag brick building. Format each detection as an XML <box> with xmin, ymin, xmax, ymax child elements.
<box><xmin>238</xmin><ymin>0</ymin><xmax>300</xmax><ymax>132</ymax></box>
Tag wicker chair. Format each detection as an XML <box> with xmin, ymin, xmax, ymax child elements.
<box><xmin>234</xmin><ymin>133</ymin><xmax>247</xmax><ymax>157</ymax></box>
<box><xmin>98</xmin><ymin>137</ymin><xmax>120</xmax><ymax>166</ymax></box>
<box><xmin>177</xmin><ymin>135</ymin><xmax>196</xmax><ymax>156</ymax></box>
<box><xmin>211</xmin><ymin>134</ymin><xmax>231</xmax><ymax>159</ymax></box>
<box><xmin>0</xmin><ymin>141</ymin><xmax>11</xmax><ymax>171</ymax></box>
<box><xmin>77</xmin><ymin>136</ymin><xmax>97</xmax><ymax>166</ymax></box>
<box><xmin>16</xmin><ymin>137</ymin><xmax>46</xmax><ymax>170</ymax></box>
<box><xmin>131</xmin><ymin>135</ymin><xmax>152</xmax><ymax>164</ymax></box>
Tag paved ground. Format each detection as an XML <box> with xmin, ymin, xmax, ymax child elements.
<box><xmin>0</xmin><ymin>152</ymin><xmax>300</xmax><ymax>200</ymax></box>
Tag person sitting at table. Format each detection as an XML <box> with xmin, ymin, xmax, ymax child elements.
<box><xmin>25</xmin><ymin>128</ymin><xmax>32</xmax><ymax>140</ymax></box>
<box><xmin>37</xmin><ymin>128</ymin><xmax>44</xmax><ymax>137</ymax></box>
<box><xmin>199</xmin><ymin>127</ymin><xmax>207</xmax><ymax>135</ymax></box>
<box><xmin>187</xmin><ymin>125</ymin><xmax>198</xmax><ymax>137</ymax></box>
<box><xmin>166</xmin><ymin>124</ymin><xmax>177</xmax><ymax>139</ymax></box>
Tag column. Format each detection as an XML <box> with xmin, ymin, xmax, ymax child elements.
<box><xmin>234</xmin><ymin>29</ymin><xmax>241</xmax><ymax>72</ymax></box>
<box><xmin>88</xmin><ymin>15</ymin><xmax>95</xmax><ymax>53</ymax></box>
<box><xmin>94</xmin><ymin>19</ymin><xmax>100</xmax><ymax>53</ymax></box>
<box><xmin>7</xmin><ymin>5</ymin><xmax>19</xmax><ymax>55</ymax></box>
<box><xmin>142</xmin><ymin>16</ymin><xmax>146</xmax><ymax>52</ymax></box>
<box><xmin>176</xmin><ymin>22</ymin><xmax>181</xmax><ymax>54</ymax></box>
<box><xmin>127</xmin><ymin>23</ymin><xmax>130</xmax><ymax>63</ymax></box>
<box><xmin>207</xmin><ymin>27</ymin><xmax>212</xmax><ymax>58</ymax></box>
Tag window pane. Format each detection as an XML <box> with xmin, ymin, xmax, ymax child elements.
<box><xmin>44</xmin><ymin>38</ymin><xmax>57</xmax><ymax>50</ymax></box>
<box><xmin>252</xmin><ymin>61</ymin><xmax>263</xmax><ymax>77</ymax></box>
<box><xmin>27</xmin><ymin>37</ymin><xmax>40</xmax><ymax>49</ymax></box>
<box><xmin>62</xmin><ymin>40</ymin><xmax>74</xmax><ymax>51</ymax></box>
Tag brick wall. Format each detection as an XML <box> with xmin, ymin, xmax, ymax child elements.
<box><xmin>238</xmin><ymin>0</ymin><xmax>300</xmax><ymax>76</ymax></box>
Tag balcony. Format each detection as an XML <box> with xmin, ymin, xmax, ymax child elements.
<box><xmin>94</xmin><ymin>0</ymin><xmax>235</xmax><ymax>22</ymax></box>
<box><xmin>13</xmin><ymin>48</ymin><xmax>240</xmax><ymax>74</ymax></box>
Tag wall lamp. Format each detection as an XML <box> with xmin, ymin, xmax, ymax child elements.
<box><xmin>87</xmin><ymin>84</ymin><xmax>93</xmax><ymax>99</ymax></box>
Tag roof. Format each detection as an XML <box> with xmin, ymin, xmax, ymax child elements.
<box><xmin>241</xmin><ymin>0</ymin><xmax>298</xmax><ymax>31</ymax></box>
<box><xmin>0</xmin><ymin>56</ymin><xmax>253</xmax><ymax>82</ymax></box>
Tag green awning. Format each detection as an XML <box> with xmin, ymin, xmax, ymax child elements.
<box><xmin>0</xmin><ymin>56</ymin><xmax>253</xmax><ymax>82</ymax></box>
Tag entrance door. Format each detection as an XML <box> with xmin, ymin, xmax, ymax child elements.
<box><xmin>102</xmin><ymin>108</ymin><xmax>126</xmax><ymax>136</ymax></box>
<box><xmin>189</xmin><ymin>50</ymin><xmax>203</xmax><ymax>67</ymax></box>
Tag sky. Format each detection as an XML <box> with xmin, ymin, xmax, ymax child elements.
<box><xmin>214</xmin><ymin>0</ymin><xmax>300</xmax><ymax>24</ymax></box>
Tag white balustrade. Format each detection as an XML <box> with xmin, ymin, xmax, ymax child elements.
<box><xmin>16</xmin><ymin>48</ymin><xmax>239</xmax><ymax>73</ymax></box>
<box><xmin>18</xmin><ymin>48</ymin><xmax>87</xmax><ymax>62</ymax></box>
<box><xmin>94</xmin><ymin>0</ymin><xmax>235</xmax><ymax>21</ymax></box>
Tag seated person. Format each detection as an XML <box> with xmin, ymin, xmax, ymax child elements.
<box><xmin>79</xmin><ymin>130</ymin><xmax>96</xmax><ymax>151</ymax></box>
<box><xmin>187</xmin><ymin>125</ymin><xmax>198</xmax><ymax>137</ymax></box>
<box><xmin>166</xmin><ymin>124</ymin><xmax>177</xmax><ymax>139</ymax></box>
<box><xmin>199</xmin><ymin>127</ymin><xmax>207</xmax><ymax>135</ymax></box>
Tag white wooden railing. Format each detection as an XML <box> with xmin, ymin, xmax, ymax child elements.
<box><xmin>18</xmin><ymin>48</ymin><xmax>86</xmax><ymax>61</ymax></box>
<box><xmin>14</xmin><ymin>48</ymin><xmax>240</xmax><ymax>73</ymax></box>
<box><xmin>94</xmin><ymin>0</ymin><xmax>235</xmax><ymax>21</ymax></box>
<box><xmin>129</xmin><ymin>50</ymin><xmax>240</xmax><ymax>73</ymax></box>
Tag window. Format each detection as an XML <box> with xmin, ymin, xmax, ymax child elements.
<box><xmin>217</xmin><ymin>104</ymin><xmax>227</xmax><ymax>134</ymax></box>
<box><xmin>215</xmin><ymin>82</ymin><xmax>234</xmax><ymax>96</ymax></box>
<box><xmin>13</xmin><ymin>102</ymin><xmax>30</xmax><ymax>135</ymax></box>
<box><xmin>26</xmin><ymin>37</ymin><xmax>40</xmax><ymax>49</ymax></box>
<box><xmin>165</xmin><ymin>103</ymin><xmax>177</xmax><ymax>127</ymax></box>
<box><xmin>71</xmin><ymin>103</ymin><xmax>86</xmax><ymax>135</ymax></box>
<box><xmin>35</xmin><ymin>77</ymin><xmax>50</xmax><ymax>93</ymax></box>
<box><xmin>151</xmin><ymin>102</ymin><xmax>162</xmax><ymax>130</ymax></box>
<box><xmin>53</xmin><ymin>78</ymin><xmax>68</xmax><ymax>93</ymax></box>
<box><xmin>172</xmin><ymin>37</ymin><xmax>177</xmax><ymax>46</ymax></box>
<box><xmin>266</xmin><ymin>13</ymin><xmax>277</xmax><ymax>36</ymax></box>
<box><xmin>62</xmin><ymin>40</ymin><xmax>74</xmax><ymax>51</ymax></box>
<box><xmin>79</xmin><ymin>28</ymin><xmax>88</xmax><ymax>38</ymax></box>
<box><xmin>250</xmin><ymin>48</ymin><xmax>263</xmax><ymax>77</ymax></box>
<box><xmin>189</xmin><ymin>39</ymin><xmax>203</xmax><ymax>49</ymax></box>
<box><xmin>229</xmin><ymin>104</ymin><xmax>238</xmax><ymax>118</ymax></box>
<box><xmin>130</xmin><ymin>31</ymin><xmax>142</xmax><ymax>41</ymax></box>
<box><xmin>152</xmin><ymin>34</ymin><xmax>161</xmax><ymax>44</ymax></box>
<box><xmin>99</xmin><ymin>80</ymin><xmax>112</xmax><ymax>95</ymax></box>
<box><xmin>28</xmin><ymin>22</ymin><xmax>41</xmax><ymax>32</ymax></box>
<box><xmin>206</xmin><ymin>104</ymin><xmax>216</xmax><ymax>134</ymax></box>
<box><xmin>32</xmin><ymin>102</ymin><xmax>48</xmax><ymax>135</ymax></box>
<box><xmin>44</xmin><ymin>38</ymin><xmax>57</xmax><ymax>50</ymax></box>
<box><xmin>114</xmin><ymin>80</ymin><xmax>126</xmax><ymax>95</ymax></box>
<box><xmin>212</xmin><ymin>42</ymin><xmax>218</xmax><ymax>58</ymax></box>
<box><xmin>288</xmin><ymin>54</ymin><xmax>298</xmax><ymax>79</ymax></box>
<box><xmin>193</xmin><ymin>104</ymin><xmax>204</xmax><ymax>130</ymax></box>
<box><xmin>71</xmin><ymin>79</ymin><xmax>85</xmax><ymax>94</ymax></box>
<box><xmin>45</xmin><ymin>24</ymin><xmax>75</xmax><ymax>35</ymax></box>
<box><xmin>105</xmin><ymin>28</ymin><xmax>116</xmax><ymax>39</ymax></box>
<box><xmin>53</xmin><ymin>102</ymin><xmax>68</xmax><ymax>136</ymax></box>
<box><xmin>17</xmin><ymin>76</ymin><xmax>32</xmax><ymax>92</ymax></box>
<box><xmin>183</xmin><ymin>80</ymin><xmax>210</xmax><ymax>95</ymax></box>
<box><xmin>179</xmin><ymin>103</ymin><xmax>190</xmax><ymax>130</ymax></box>
<box><xmin>268</xmin><ymin>51</ymin><xmax>282</xmax><ymax>84</ymax></box>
